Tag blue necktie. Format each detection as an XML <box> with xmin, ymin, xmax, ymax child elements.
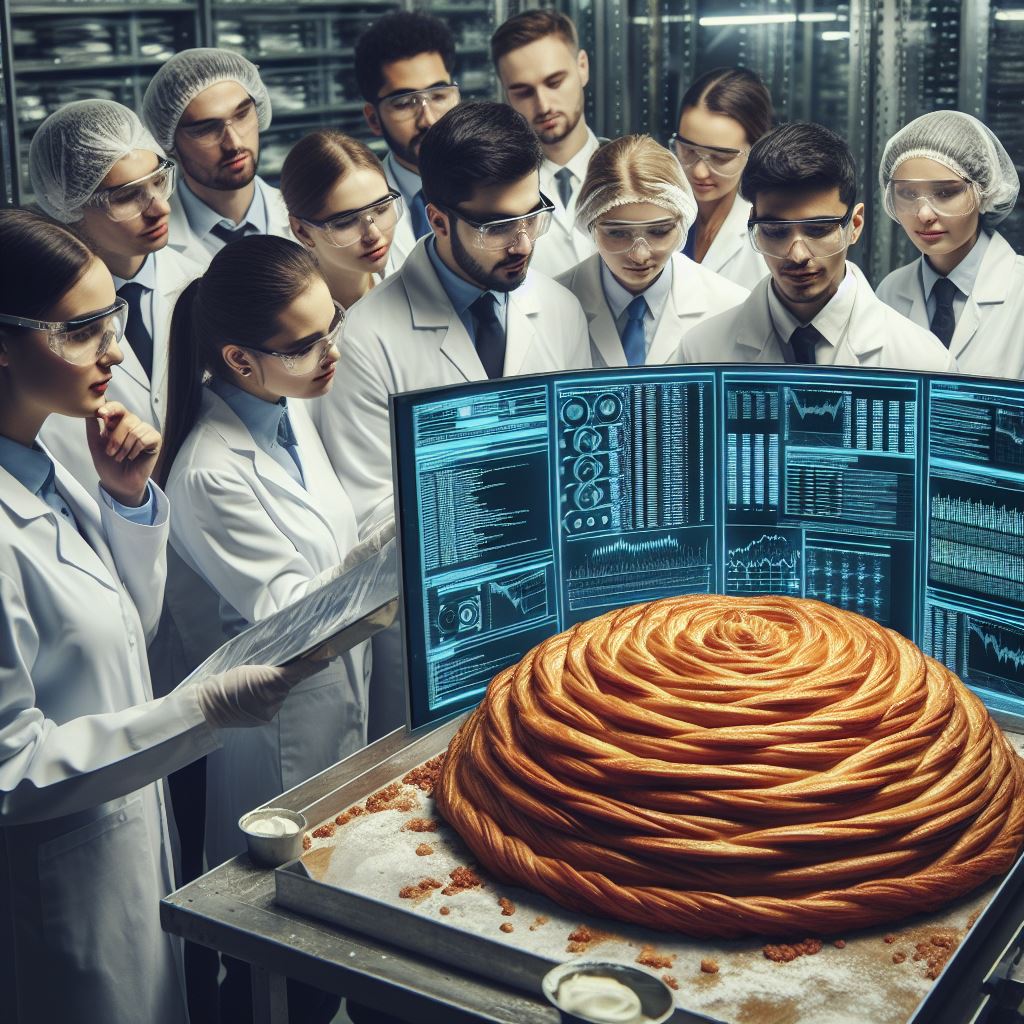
<box><xmin>621</xmin><ymin>295</ymin><xmax>648</xmax><ymax>366</ymax></box>
<box><xmin>930</xmin><ymin>277</ymin><xmax>958</xmax><ymax>348</ymax></box>
<box><xmin>410</xmin><ymin>191</ymin><xmax>431</xmax><ymax>240</ymax></box>
<box><xmin>276</xmin><ymin>408</ymin><xmax>304</xmax><ymax>486</ymax></box>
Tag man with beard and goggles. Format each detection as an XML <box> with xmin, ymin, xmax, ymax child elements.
<box><xmin>492</xmin><ymin>9</ymin><xmax>605</xmax><ymax>277</ymax></box>
<box><xmin>315</xmin><ymin>101</ymin><xmax>592</xmax><ymax>535</ymax></box>
<box><xmin>142</xmin><ymin>48</ymin><xmax>293</xmax><ymax>269</ymax></box>
<box><xmin>354</xmin><ymin>11</ymin><xmax>460</xmax><ymax>268</ymax></box>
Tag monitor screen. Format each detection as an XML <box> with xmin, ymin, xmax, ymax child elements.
<box><xmin>392</xmin><ymin>366</ymin><xmax>1024</xmax><ymax>730</ymax></box>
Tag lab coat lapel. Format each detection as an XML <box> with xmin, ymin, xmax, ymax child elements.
<box><xmin>703</xmin><ymin>197</ymin><xmax>747</xmax><ymax>274</ymax></box>
<box><xmin>834</xmin><ymin>264</ymin><xmax>885</xmax><ymax>364</ymax></box>
<box><xmin>648</xmin><ymin>254</ymin><xmax>708</xmax><ymax>364</ymax></box>
<box><xmin>149</xmin><ymin>248</ymin><xmax>201</xmax><ymax>428</ymax></box>
<box><xmin>951</xmin><ymin>231</ymin><xmax>1015</xmax><ymax>362</ymax></box>
<box><xmin>504</xmin><ymin>280</ymin><xmax>542</xmax><ymax>376</ymax></box>
<box><xmin>572</xmin><ymin>256</ymin><xmax>624</xmax><ymax>367</ymax></box>
<box><xmin>383</xmin><ymin>155</ymin><xmax>417</xmax><ymax>264</ymax></box>
<box><xmin>888</xmin><ymin>263</ymin><xmax>926</xmax><ymax>324</ymax></box>
<box><xmin>259</xmin><ymin>177</ymin><xmax>296</xmax><ymax>241</ymax></box>
<box><xmin>734</xmin><ymin>277</ymin><xmax>779</xmax><ymax>360</ymax></box>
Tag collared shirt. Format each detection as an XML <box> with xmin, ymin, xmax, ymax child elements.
<box><xmin>178</xmin><ymin>177</ymin><xmax>270</xmax><ymax>256</ymax></box>
<box><xmin>0</xmin><ymin>433</ymin><xmax>156</xmax><ymax>527</ymax></box>
<box><xmin>384</xmin><ymin>151</ymin><xmax>423</xmax><ymax>206</ymax></box>
<box><xmin>112</xmin><ymin>251</ymin><xmax>158</xmax><ymax>349</ymax></box>
<box><xmin>600</xmin><ymin>259</ymin><xmax>674</xmax><ymax>357</ymax></box>
<box><xmin>425</xmin><ymin>237</ymin><xmax>510</xmax><ymax>345</ymax></box>
<box><xmin>920</xmin><ymin>230</ymin><xmax>990</xmax><ymax>324</ymax></box>
<box><xmin>539</xmin><ymin>128</ymin><xmax>601</xmax><ymax>217</ymax></box>
<box><xmin>208</xmin><ymin>377</ymin><xmax>304</xmax><ymax>487</ymax></box>
<box><xmin>767</xmin><ymin>263</ymin><xmax>859</xmax><ymax>363</ymax></box>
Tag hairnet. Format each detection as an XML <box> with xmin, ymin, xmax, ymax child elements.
<box><xmin>28</xmin><ymin>100</ymin><xmax>164</xmax><ymax>223</ymax></box>
<box><xmin>142</xmin><ymin>47</ymin><xmax>272</xmax><ymax>153</ymax></box>
<box><xmin>576</xmin><ymin>182</ymin><xmax>698</xmax><ymax>236</ymax></box>
<box><xmin>879</xmin><ymin>110</ymin><xmax>1020</xmax><ymax>228</ymax></box>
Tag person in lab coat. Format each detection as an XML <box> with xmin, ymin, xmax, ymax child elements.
<box><xmin>281</xmin><ymin>129</ymin><xmax>402</xmax><ymax>307</ymax></box>
<box><xmin>0</xmin><ymin>208</ymin><xmax>315</xmax><ymax>1024</ymax></box>
<box><xmin>672</xmin><ymin>66</ymin><xmax>773</xmax><ymax>291</ymax></box>
<box><xmin>876</xmin><ymin>110</ymin><xmax>1024</xmax><ymax>378</ymax></box>
<box><xmin>354</xmin><ymin>11</ymin><xmax>460</xmax><ymax>266</ymax></box>
<box><xmin>491</xmin><ymin>8</ymin><xmax>601</xmax><ymax>277</ymax></box>
<box><xmin>679</xmin><ymin>121</ymin><xmax>958</xmax><ymax>372</ymax></box>
<box><xmin>141</xmin><ymin>48</ymin><xmax>293</xmax><ymax>268</ymax></box>
<box><xmin>158</xmin><ymin>234</ymin><xmax>388</xmax><ymax>1024</ymax></box>
<box><xmin>557</xmin><ymin>134</ymin><xmax>748</xmax><ymax>367</ymax></box>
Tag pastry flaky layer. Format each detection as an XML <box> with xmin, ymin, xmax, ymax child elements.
<box><xmin>434</xmin><ymin>595</ymin><xmax>1024</xmax><ymax>938</ymax></box>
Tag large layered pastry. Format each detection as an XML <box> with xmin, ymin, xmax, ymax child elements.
<box><xmin>435</xmin><ymin>595</ymin><xmax>1024</xmax><ymax>937</ymax></box>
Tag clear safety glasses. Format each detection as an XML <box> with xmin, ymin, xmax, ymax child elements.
<box><xmin>377</xmin><ymin>84</ymin><xmax>461</xmax><ymax>122</ymax></box>
<box><xmin>0</xmin><ymin>298</ymin><xmax>128</xmax><ymax>365</ymax></box>
<box><xmin>237</xmin><ymin>302</ymin><xmax>344</xmax><ymax>376</ymax></box>
<box><xmin>300</xmin><ymin>192</ymin><xmax>404</xmax><ymax>248</ymax></box>
<box><xmin>669</xmin><ymin>133</ymin><xmax>748</xmax><ymax>179</ymax></box>
<box><xmin>747</xmin><ymin>209</ymin><xmax>855</xmax><ymax>260</ymax></box>
<box><xmin>444</xmin><ymin>195</ymin><xmax>556</xmax><ymax>251</ymax></box>
<box><xmin>178</xmin><ymin>99</ymin><xmax>258</xmax><ymax>149</ymax></box>
<box><xmin>884</xmin><ymin>178</ymin><xmax>978</xmax><ymax>220</ymax></box>
<box><xmin>594</xmin><ymin>216</ymin><xmax>684</xmax><ymax>255</ymax></box>
<box><xmin>85</xmin><ymin>159</ymin><xmax>176</xmax><ymax>222</ymax></box>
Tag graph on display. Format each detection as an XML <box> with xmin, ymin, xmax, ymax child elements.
<box><xmin>393</xmin><ymin>367</ymin><xmax>1024</xmax><ymax>729</ymax></box>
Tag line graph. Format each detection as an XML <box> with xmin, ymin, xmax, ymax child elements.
<box><xmin>726</xmin><ymin>531</ymin><xmax>802</xmax><ymax>595</ymax></box>
<box><xmin>995</xmin><ymin>409</ymin><xmax>1024</xmax><ymax>468</ymax></box>
<box><xmin>967</xmin><ymin>619</ymin><xmax>1024</xmax><ymax>698</ymax></box>
<box><xmin>784</xmin><ymin>387</ymin><xmax>850</xmax><ymax>447</ymax></box>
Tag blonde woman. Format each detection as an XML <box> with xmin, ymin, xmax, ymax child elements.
<box><xmin>558</xmin><ymin>134</ymin><xmax>749</xmax><ymax>367</ymax></box>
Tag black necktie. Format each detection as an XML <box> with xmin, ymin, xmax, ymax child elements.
<box><xmin>210</xmin><ymin>222</ymin><xmax>258</xmax><ymax>246</ymax></box>
<box><xmin>469</xmin><ymin>293</ymin><xmax>506</xmax><ymax>379</ymax></box>
<box><xmin>790</xmin><ymin>324</ymin><xmax>820</xmax><ymax>365</ymax></box>
<box><xmin>117</xmin><ymin>280</ymin><xmax>153</xmax><ymax>379</ymax></box>
<box><xmin>930</xmin><ymin>277</ymin><xmax>958</xmax><ymax>348</ymax></box>
<box><xmin>555</xmin><ymin>167</ymin><xmax>574</xmax><ymax>209</ymax></box>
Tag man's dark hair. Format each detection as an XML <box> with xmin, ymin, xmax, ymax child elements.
<box><xmin>419</xmin><ymin>101</ymin><xmax>543</xmax><ymax>209</ymax></box>
<box><xmin>354</xmin><ymin>11</ymin><xmax>456</xmax><ymax>102</ymax></box>
<box><xmin>740</xmin><ymin>121</ymin><xmax>858</xmax><ymax>211</ymax></box>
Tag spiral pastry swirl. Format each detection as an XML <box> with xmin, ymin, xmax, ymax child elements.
<box><xmin>435</xmin><ymin>595</ymin><xmax>1024</xmax><ymax>937</ymax></box>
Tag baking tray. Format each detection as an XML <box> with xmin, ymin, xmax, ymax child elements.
<box><xmin>275</xmin><ymin>717</ymin><xmax>1024</xmax><ymax>1024</ymax></box>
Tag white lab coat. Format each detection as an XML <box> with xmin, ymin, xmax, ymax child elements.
<box><xmin>165</xmin><ymin>389</ymin><xmax>370</xmax><ymax>866</ymax></box>
<box><xmin>382</xmin><ymin>152</ymin><xmax>417</xmax><ymax>268</ymax></box>
<box><xmin>876</xmin><ymin>230</ymin><xmax>1024</xmax><ymax>378</ymax></box>
<box><xmin>556</xmin><ymin>251</ymin><xmax>749</xmax><ymax>367</ymax></box>
<box><xmin>0</xmin><ymin>455</ymin><xmax>217</xmax><ymax>1024</ymax></box>
<box><xmin>166</xmin><ymin>175</ymin><xmax>294</xmax><ymax>269</ymax></box>
<box><xmin>678</xmin><ymin>262</ymin><xmax>959</xmax><ymax>373</ymax></box>
<box><xmin>693</xmin><ymin>193</ymin><xmax>770</xmax><ymax>292</ymax></box>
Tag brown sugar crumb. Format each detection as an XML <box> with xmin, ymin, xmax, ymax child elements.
<box><xmin>442</xmin><ymin>866</ymin><xmax>483</xmax><ymax>896</ymax></box>
<box><xmin>499</xmin><ymin>897</ymin><xmax>516</xmax><ymax>917</ymax></box>
<box><xmin>401</xmin><ymin>818</ymin><xmax>439</xmax><ymax>833</ymax></box>
<box><xmin>529</xmin><ymin>916</ymin><xmax>549</xmax><ymax>932</ymax></box>
<box><xmin>905</xmin><ymin>929</ymin><xmax>961</xmax><ymax>980</ymax></box>
<box><xmin>500</xmin><ymin>923</ymin><xmax>514</xmax><ymax>934</ymax></box>
<box><xmin>365</xmin><ymin>781</ymin><xmax>418</xmax><ymax>814</ymax></box>
<box><xmin>833</xmin><ymin>940</ymin><xmax>846</xmax><ymax>949</ymax></box>
<box><xmin>637</xmin><ymin>945</ymin><xmax>675</xmax><ymax>970</ymax></box>
<box><xmin>663</xmin><ymin>975</ymin><xmax>679</xmax><ymax>990</ymax></box>
<box><xmin>884</xmin><ymin>934</ymin><xmax>897</xmax><ymax>944</ymax></box>
<box><xmin>565</xmin><ymin>925</ymin><xmax>614</xmax><ymax>954</ymax></box>
<box><xmin>700</xmin><ymin>959</ymin><xmax>719</xmax><ymax>975</ymax></box>
<box><xmin>302</xmin><ymin>834</ymin><xmax>312</xmax><ymax>851</ymax></box>
<box><xmin>399</xmin><ymin>877</ymin><xmax>442</xmax><ymax>900</ymax></box>
<box><xmin>893</xmin><ymin>952</ymin><xmax>907</xmax><ymax>964</ymax></box>
<box><xmin>439</xmin><ymin>906</ymin><xmax>451</xmax><ymax>916</ymax></box>
<box><xmin>335</xmin><ymin>805</ymin><xmax>365</xmax><ymax>827</ymax></box>
<box><xmin>402</xmin><ymin>752</ymin><xmax>447</xmax><ymax>795</ymax></box>
<box><xmin>311</xmin><ymin>822</ymin><xmax>336</xmax><ymax>839</ymax></box>
<box><xmin>967</xmin><ymin>910</ymin><xmax>982</xmax><ymax>928</ymax></box>
<box><xmin>415</xmin><ymin>843</ymin><xmax>434</xmax><ymax>857</ymax></box>
<box><xmin>762</xmin><ymin>938</ymin><xmax>823</xmax><ymax>963</ymax></box>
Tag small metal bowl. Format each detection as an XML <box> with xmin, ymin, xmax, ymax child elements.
<box><xmin>541</xmin><ymin>960</ymin><xmax>675</xmax><ymax>1024</ymax></box>
<box><xmin>238</xmin><ymin>807</ymin><xmax>307</xmax><ymax>868</ymax></box>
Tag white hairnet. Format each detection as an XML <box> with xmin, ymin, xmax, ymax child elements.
<box><xmin>880</xmin><ymin>110</ymin><xmax>1020</xmax><ymax>228</ymax></box>
<box><xmin>28</xmin><ymin>100</ymin><xmax>164</xmax><ymax>223</ymax></box>
<box><xmin>576</xmin><ymin>181</ymin><xmax>698</xmax><ymax>236</ymax></box>
<box><xmin>141</xmin><ymin>47</ymin><xmax>272</xmax><ymax>153</ymax></box>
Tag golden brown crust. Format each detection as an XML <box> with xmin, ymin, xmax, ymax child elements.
<box><xmin>434</xmin><ymin>595</ymin><xmax>1024</xmax><ymax>937</ymax></box>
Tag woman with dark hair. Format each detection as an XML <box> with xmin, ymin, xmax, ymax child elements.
<box><xmin>281</xmin><ymin>129</ymin><xmax>402</xmax><ymax>306</ymax></box>
<box><xmin>0</xmin><ymin>209</ymin><xmax>304</xmax><ymax>1024</ymax></box>
<box><xmin>672</xmin><ymin>67</ymin><xmax>774</xmax><ymax>289</ymax></box>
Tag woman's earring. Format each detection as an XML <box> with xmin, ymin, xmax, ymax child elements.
<box><xmin>239</xmin><ymin>367</ymin><xmax>252</xmax><ymax>377</ymax></box>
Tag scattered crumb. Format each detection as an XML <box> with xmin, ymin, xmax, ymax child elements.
<box><xmin>893</xmin><ymin>952</ymin><xmax>907</xmax><ymax>964</ymax></box>
<box><xmin>967</xmin><ymin>910</ymin><xmax>982</xmax><ymax>928</ymax></box>
<box><xmin>637</xmin><ymin>945</ymin><xmax>675</xmax><ymax>970</ymax></box>
<box><xmin>439</xmin><ymin>906</ymin><xmax>451</xmax><ymax>916</ymax></box>
<box><xmin>415</xmin><ymin>843</ymin><xmax>434</xmax><ymax>857</ymax></box>
<box><xmin>499</xmin><ymin>897</ymin><xmax>516</xmax><ymax>917</ymax></box>
<box><xmin>565</xmin><ymin>925</ymin><xmax>614</xmax><ymax>954</ymax></box>
<box><xmin>365</xmin><ymin>781</ymin><xmax>418</xmax><ymax>814</ymax></box>
<box><xmin>398</xmin><ymin>878</ymin><xmax>441</xmax><ymax>900</ymax></box>
<box><xmin>311</xmin><ymin>822</ymin><xmax>336</xmax><ymax>839</ymax></box>
<box><xmin>904</xmin><ymin>929</ymin><xmax>961</xmax><ymax>979</ymax></box>
<box><xmin>833</xmin><ymin>940</ymin><xmax>846</xmax><ymax>949</ymax></box>
<box><xmin>529</xmin><ymin>916</ymin><xmax>548</xmax><ymax>932</ymax></box>
<box><xmin>442</xmin><ymin>866</ymin><xmax>483</xmax><ymax>896</ymax></box>
<box><xmin>500</xmin><ymin>923</ymin><xmax>514</xmax><ymax>934</ymax></box>
<box><xmin>335</xmin><ymin>805</ymin><xmax>365</xmax><ymax>827</ymax></box>
<box><xmin>884</xmin><ymin>933</ymin><xmax>897</xmax><ymax>944</ymax></box>
<box><xmin>302</xmin><ymin>834</ymin><xmax>312</xmax><ymax>851</ymax></box>
<box><xmin>700</xmin><ymin>959</ymin><xmax>719</xmax><ymax>975</ymax></box>
<box><xmin>401</xmin><ymin>818</ymin><xmax>438</xmax><ymax>833</ymax></box>
<box><xmin>402</xmin><ymin>752</ymin><xmax>447</xmax><ymax>795</ymax></box>
<box><xmin>762</xmin><ymin>938</ymin><xmax>823</xmax><ymax>963</ymax></box>
<box><xmin>663</xmin><ymin>975</ymin><xmax>679</xmax><ymax>990</ymax></box>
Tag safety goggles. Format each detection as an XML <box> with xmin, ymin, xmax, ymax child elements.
<box><xmin>236</xmin><ymin>302</ymin><xmax>343</xmax><ymax>376</ymax></box>
<box><xmin>376</xmin><ymin>83</ymin><xmax>460</xmax><ymax>122</ymax></box>
<box><xmin>299</xmin><ymin>192</ymin><xmax>404</xmax><ymax>248</ymax></box>
<box><xmin>178</xmin><ymin>99</ymin><xmax>258</xmax><ymax>149</ymax></box>
<box><xmin>443</xmin><ymin>194</ymin><xmax>556</xmax><ymax>251</ymax></box>
<box><xmin>594</xmin><ymin>216</ymin><xmax>684</xmax><ymax>255</ymax></box>
<box><xmin>85</xmin><ymin>159</ymin><xmax>176</xmax><ymax>222</ymax></box>
<box><xmin>884</xmin><ymin>178</ymin><xmax>978</xmax><ymax>220</ymax></box>
<box><xmin>0</xmin><ymin>298</ymin><xmax>128</xmax><ymax>365</ymax></box>
<box><xmin>670</xmin><ymin>134</ymin><xmax>748</xmax><ymax>178</ymax></box>
<box><xmin>747</xmin><ymin>208</ymin><xmax>855</xmax><ymax>260</ymax></box>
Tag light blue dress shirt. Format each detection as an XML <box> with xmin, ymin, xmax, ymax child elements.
<box><xmin>425</xmin><ymin>237</ymin><xmax>509</xmax><ymax>346</ymax></box>
<box><xmin>920</xmin><ymin>230</ymin><xmax>990</xmax><ymax>325</ymax></box>
<box><xmin>384</xmin><ymin>151</ymin><xmax>422</xmax><ymax>206</ymax></box>
<box><xmin>208</xmin><ymin>378</ymin><xmax>305</xmax><ymax>487</ymax></box>
<box><xmin>178</xmin><ymin>177</ymin><xmax>270</xmax><ymax>254</ymax></box>
<box><xmin>111</xmin><ymin>251</ymin><xmax>158</xmax><ymax>350</ymax></box>
<box><xmin>600</xmin><ymin>259</ymin><xmax>674</xmax><ymax>357</ymax></box>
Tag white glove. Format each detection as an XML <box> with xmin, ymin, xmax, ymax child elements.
<box><xmin>196</xmin><ymin>663</ymin><xmax>312</xmax><ymax>729</ymax></box>
<box><xmin>302</xmin><ymin>518</ymin><xmax>397</xmax><ymax>596</ymax></box>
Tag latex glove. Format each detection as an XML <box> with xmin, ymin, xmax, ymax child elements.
<box><xmin>302</xmin><ymin>519</ymin><xmax>397</xmax><ymax>596</ymax></box>
<box><xmin>196</xmin><ymin>662</ymin><xmax>315</xmax><ymax>729</ymax></box>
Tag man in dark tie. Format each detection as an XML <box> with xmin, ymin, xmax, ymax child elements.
<box><xmin>354</xmin><ymin>11</ymin><xmax>461</xmax><ymax>269</ymax></box>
